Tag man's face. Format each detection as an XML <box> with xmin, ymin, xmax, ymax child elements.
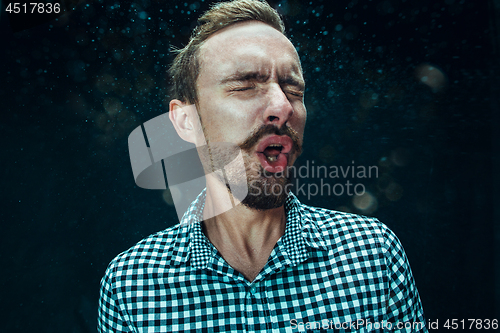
<box><xmin>196</xmin><ymin>21</ymin><xmax>307</xmax><ymax>209</ymax></box>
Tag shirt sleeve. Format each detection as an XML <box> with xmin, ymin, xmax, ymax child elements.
<box><xmin>382</xmin><ymin>226</ymin><xmax>428</xmax><ymax>333</ymax></box>
<box><xmin>98</xmin><ymin>262</ymin><xmax>131</xmax><ymax>333</ymax></box>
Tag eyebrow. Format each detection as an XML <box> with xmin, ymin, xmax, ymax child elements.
<box><xmin>279</xmin><ymin>76</ymin><xmax>305</xmax><ymax>91</ymax></box>
<box><xmin>220</xmin><ymin>71</ymin><xmax>305</xmax><ymax>90</ymax></box>
<box><xmin>220</xmin><ymin>71</ymin><xmax>268</xmax><ymax>84</ymax></box>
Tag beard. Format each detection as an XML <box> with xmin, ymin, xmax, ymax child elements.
<box><xmin>240</xmin><ymin>159</ymin><xmax>292</xmax><ymax>210</ymax></box>
<box><xmin>201</xmin><ymin>124</ymin><xmax>302</xmax><ymax>210</ymax></box>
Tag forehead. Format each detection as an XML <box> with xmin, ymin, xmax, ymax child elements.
<box><xmin>198</xmin><ymin>21</ymin><xmax>302</xmax><ymax>80</ymax></box>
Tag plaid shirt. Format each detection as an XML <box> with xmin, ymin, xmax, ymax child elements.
<box><xmin>99</xmin><ymin>190</ymin><xmax>427</xmax><ymax>332</ymax></box>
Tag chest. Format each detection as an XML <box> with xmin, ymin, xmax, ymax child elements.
<box><xmin>120</xmin><ymin>252</ymin><xmax>388</xmax><ymax>332</ymax></box>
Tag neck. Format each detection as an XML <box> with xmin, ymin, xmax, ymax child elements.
<box><xmin>202</xmin><ymin>177</ymin><xmax>286</xmax><ymax>281</ymax></box>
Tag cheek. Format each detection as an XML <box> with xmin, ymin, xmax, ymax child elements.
<box><xmin>292</xmin><ymin>105</ymin><xmax>307</xmax><ymax>131</ymax></box>
<box><xmin>217</xmin><ymin>103</ymin><xmax>259</xmax><ymax>130</ymax></box>
<box><xmin>202</xmin><ymin>107</ymin><xmax>255</xmax><ymax>142</ymax></box>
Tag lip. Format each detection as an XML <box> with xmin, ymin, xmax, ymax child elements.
<box><xmin>256</xmin><ymin>135</ymin><xmax>293</xmax><ymax>155</ymax></box>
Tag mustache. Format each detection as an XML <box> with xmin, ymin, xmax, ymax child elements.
<box><xmin>238</xmin><ymin>124</ymin><xmax>302</xmax><ymax>155</ymax></box>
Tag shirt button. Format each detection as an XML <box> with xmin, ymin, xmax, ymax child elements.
<box><xmin>249</xmin><ymin>285</ymin><xmax>257</xmax><ymax>295</ymax></box>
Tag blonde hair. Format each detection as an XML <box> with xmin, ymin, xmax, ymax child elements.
<box><xmin>168</xmin><ymin>0</ymin><xmax>285</xmax><ymax>104</ymax></box>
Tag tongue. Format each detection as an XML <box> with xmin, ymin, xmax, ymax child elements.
<box><xmin>264</xmin><ymin>147</ymin><xmax>281</xmax><ymax>157</ymax></box>
<box><xmin>257</xmin><ymin>152</ymin><xmax>288</xmax><ymax>173</ymax></box>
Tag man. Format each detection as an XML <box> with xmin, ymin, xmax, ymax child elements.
<box><xmin>99</xmin><ymin>0</ymin><xmax>427</xmax><ymax>332</ymax></box>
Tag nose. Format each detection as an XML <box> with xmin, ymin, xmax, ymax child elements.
<box><xmin>263</xmin><ymin>84</ymin><xmax>294</xmax><ymax>128</ymax></box>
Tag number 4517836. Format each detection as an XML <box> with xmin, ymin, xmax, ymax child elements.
<box><xmin>6</xmin><ymin>3</ymin><xmax>61</xmax><ymax>14</ymax></box>
<box><xmin>444</xmin><ymin>319</ymin><xmax>498</xmax><ymax>330</ymax></box>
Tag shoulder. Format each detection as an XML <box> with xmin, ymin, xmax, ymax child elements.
<box><xmin>299</xmin><ymin>203</ymin><xmax>400</xmax><ymax>252</ymax></box>
<box><xmin>102</xmin><ymin>223</ymin><xmax>189</xmax><ymax>283</ymax></box>
<box><xmin>300</xmin><ymin>203</ymin><xmax>387</xmax><ymax>235</ymax></box>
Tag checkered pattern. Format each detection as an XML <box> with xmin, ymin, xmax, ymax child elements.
<box><xmin>99</xmin><ymin>190</ymin><xmax>427</xmax><ymax>332</ymax></box>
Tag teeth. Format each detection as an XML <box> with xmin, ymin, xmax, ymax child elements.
<box><xmin>267</xmin><ymin>156</ymin><xmax>277</xmax><ymax>162</ymax></box>
<box><xmin>268</xmin><ymin>144</ymin><xmax>282</xmax><ymax>148</ymax></box>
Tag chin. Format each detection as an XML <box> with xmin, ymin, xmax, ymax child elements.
<box><xmin>240</xmin><ymin>164</ymin><xmax>292</xmax><ymax>210</ymax></box>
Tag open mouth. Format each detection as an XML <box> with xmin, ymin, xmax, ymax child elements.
<box><xmin>263</xmin><ymin>144</ymin><xmax>283</xmax><ymax>162</ymax></box>
<box><xmin>255</xmin><ymin>135</ymin><xmax>294</xmax><ymax>172</ymax></box>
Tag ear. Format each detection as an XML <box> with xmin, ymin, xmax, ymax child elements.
<box><xmin>168</xmin><ymin>99</ymin><xmax>201</xmax><ymax>144</ymax></box>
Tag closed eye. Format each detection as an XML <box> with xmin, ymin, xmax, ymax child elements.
<box><xmin>286</xmin><ymin>90</ymin><xmax>304</xmax><ymax>97</ymax></box>
<box><xmin>232</xmin><ymin>87</ymin><xmax>254</xmax><ymax>91</ymax></box>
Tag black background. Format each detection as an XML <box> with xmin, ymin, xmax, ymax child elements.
<box><xmin>1</xmin><ymin>0</ymin><xmax>498</xmax><ymax>331</ymax></box>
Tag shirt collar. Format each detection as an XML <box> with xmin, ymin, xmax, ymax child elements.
<box><xmin>175</xmin><ymin>189</ymin><xmax>328</xmax><ymax>269</ymax></box>
<box><xmin>279</xmin><ymin>192</ymin><xmax>329</xmax><ymax>267</ymax></box>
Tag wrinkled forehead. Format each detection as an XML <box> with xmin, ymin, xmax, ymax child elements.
<box><xmin>198</xmin><ymin>21</ymin><xmax>302</xmax><ymax>78</ymax></box>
